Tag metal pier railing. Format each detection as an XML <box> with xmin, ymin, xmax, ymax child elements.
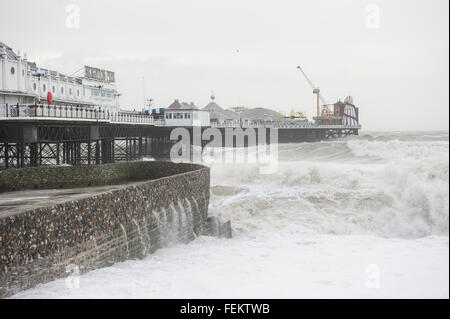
<box><xmin>1</xmin><ymin>103</ymin><xmax>360</xmax><ymax>129</ymax></box>
<box><xmin>0</xmin><ymin>103</ymin><xmax>165</xmax><ymax>126</ymax></box>
<box><xmin>211</xmin><ymin>122</ymin><xmax>361</xmax><ymax>129</ymax></box>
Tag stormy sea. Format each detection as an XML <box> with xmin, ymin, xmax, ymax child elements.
<box><xmin>13</xmin><ymin>131</ymin><xmax>449</xmax><ymax>298</ymax></box>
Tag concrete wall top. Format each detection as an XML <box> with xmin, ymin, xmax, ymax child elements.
<box><xmin>0</xmin><ymin>161</ymin><xmax>207</xmax><ymax>193</ymax></box>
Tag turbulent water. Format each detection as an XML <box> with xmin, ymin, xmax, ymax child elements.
<box><xmin>13</xmin><ymin>131</ymin><xmax>449</xmax><ymax>298</ymax></box>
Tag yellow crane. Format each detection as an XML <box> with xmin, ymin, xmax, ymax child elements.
<box><xmin>296</xmin><ymin>66</ymin><xmax>328</xmax><ymax>119</ymax></box>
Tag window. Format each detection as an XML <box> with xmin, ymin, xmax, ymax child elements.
<box><xmin>10</xmin><ymin>67</ymin><xmax>15</xmax><ymax>75</ymax></box>
<box><xmin>69</xmin><ymin>88</ymin><xmax>72</xmax><ymax>95</ymax></box>
<box><xmin>43</xmin><ymin>84</ymin><xmax>46</xmax><ymax>92</ymax></box>
<box><xmin>61</xmin><ymin>87</ymin><xmax>64</xmax><ymax>94</ymax></box>
<box><xmin>22</xmin><ymin>70</ymin><xmax>25</xmax><ymax>77</ymax></box>
<box><xmin>77</xmin><ymin>89</ymin><xmax>80</xmax><ymax>97</ymax></box>
<box><xmin>33</xmin><ymin>83</ymin><xmax>37</xmax><ymax>91</ymax></box>
<box><xmin>52</xmin><ymin>86</ymin><xmax>56</xmax><ymax>93</ymax></box>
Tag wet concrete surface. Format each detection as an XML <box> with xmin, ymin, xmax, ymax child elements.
<box><xmin>0</xmin><ymin>182</ymin><xmax>143</xmax><ymax>218</ymax></box>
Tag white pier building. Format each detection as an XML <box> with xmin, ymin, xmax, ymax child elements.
<box><xmin>0</xmin><ymin>41</ymin><xmax>120</xmax><ymax>114</ymax></box>
<box><xmin>164</xmin><ymin>99</ymin><xmax>210</xmax><ymax>127</ymax></box>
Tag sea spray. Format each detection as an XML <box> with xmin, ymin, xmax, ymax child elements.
<box><xmin>119</xmin><ymin>224</ymin><xmax>129</xmax><ymax>258</ymax></box>
<box><xmin>184</xmin><ymin>198</ymin><xmax>197</xmax><ymax>239</ymax></box>
<box><xmin>132</xmin><ymin>218</ymin><xmax>146</xmax><ymax>256</ymax></box>
<box><xmin>178</xmin><ymin>201</ymin><xmax>188</xmax><ymax>241</ymax></box>
<box><xmin>142</xmin><ymin>216</ymin><xmax>152</xmax><ymax>251</ymax></box>
<box><xmin>169</xmin><ymin>204</ymin><xmax>181</xmax><ymax>244</ymax></box>
<box><xmin>159</xmin><ymin>208</ymin><xmax>169</xmax><ymax>246</ymax></box>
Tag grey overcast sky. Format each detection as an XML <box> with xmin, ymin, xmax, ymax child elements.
<box><xmin>1</xmin><ymin>0</ymin><xmax>448</xmax><ymax>131</ymax></box>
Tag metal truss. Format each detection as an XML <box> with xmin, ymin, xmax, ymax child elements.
<box><xmin>0</xmin><ymin>121</ymin><xmax>174</xmax><ymax>170</ymax></box>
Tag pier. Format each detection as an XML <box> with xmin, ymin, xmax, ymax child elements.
<box><xmin>0</xmin><ymin>103</ymin><xmax>360</xmax><ymax>170</ymax></box>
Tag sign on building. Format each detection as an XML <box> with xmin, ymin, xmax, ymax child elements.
<box><xmin>84</xmin><ymin>66</ymin><xmax>115</xmax><ymax>83</ymax></box>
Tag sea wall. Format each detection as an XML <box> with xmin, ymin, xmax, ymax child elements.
<box><xmin>0</xmin><ymin>161</ymin><xmax>206</xmax><ymax>192</ymax></box>
<box><xmin>0</xmin><ymin>161</ymin><xmax>230</xmax><ymax>298</ymax></box>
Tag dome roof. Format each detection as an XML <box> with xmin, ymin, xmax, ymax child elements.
<box><xmin>203</xmin><ymin>100</ymin><xmax>239</xmax><ymax>120</ymax></box>
<box><xmin>204</xmin><ymin>101</ymin><xmax>223</xmax><ymax>111</ymax></box>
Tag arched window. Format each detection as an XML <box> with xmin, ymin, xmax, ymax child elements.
<box><xmin>10</xmin><ymin>67</ymin><xmax>15</xmax><ymax>75</ymax></box>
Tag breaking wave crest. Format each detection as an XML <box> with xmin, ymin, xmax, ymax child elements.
<box><xmin>210</xmin><ymin>132</ymin><xmax>449</xmax><ymax>238</ymax></box>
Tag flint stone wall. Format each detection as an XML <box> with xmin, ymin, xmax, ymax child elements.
<box><xmin>0</xmin><ymin>161</ymin><xmax>214</xmax><ymax>298</ymax></box>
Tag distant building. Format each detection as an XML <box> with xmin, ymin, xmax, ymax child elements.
<box><xmin>228</xmin><ymin>106</ymin><xmax>248</xmax><ymax>113</ymax></box>
<box><xmin>240</xmin><ymin>107</ymin><xmax>282</xmax><ymax>123</ymax></box>
<box><xmin>0</xmin><ymin>41</ymin><xmax>120</xmax><ymax>113</ymax></box>
<box><xmin>333</xmin><ymin>96</ymin><xmax>359</xmax><ymax>126</ymax></box>
<box><xmin>203</xmin><ymin>95</ymin><xmax>239</xmax><ymax>124</ymax></box>
<box><xmin>165</xmin><ymin>99</ymin><xmax>210</xmax><ymax>126</ymax></box>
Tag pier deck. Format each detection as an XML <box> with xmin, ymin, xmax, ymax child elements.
<box><xmin>1</xmin><ymin>105</ymin><xmax>360</xmax><ymax>170</ymax></box>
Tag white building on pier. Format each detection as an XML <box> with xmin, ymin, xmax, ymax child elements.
<box><xmin>164</xmin><ymin>99</ymin><xmax>210</xmax><ymax>126</ymax></box>
<box><xmin>0</xmin><ymin>41</ymin><xmax>120</xmax><ymax>113</ymax></box>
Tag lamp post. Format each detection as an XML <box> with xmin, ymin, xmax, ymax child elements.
<box><xmin>34</xmin><ymin>71</ymin><xmax>45</xmax><ymax>104</ymax></box>
<box><xmin>114</xmin><ymin>92</ymin><xmax>122</xmax><ymax>115</ymax></box>
<box><xmin>236</xmin><ymin>110</ymin><xmax>243</xmax><ymax>128</ymax></box>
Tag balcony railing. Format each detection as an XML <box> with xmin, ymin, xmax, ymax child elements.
<box><xmin>0</xmin><ymin>103</ymin><xmax>165</xmax><ymax>125</ymax></box>
<box><xmin>0</xmin><ymin>103</ymin><xmax>361</xmax><ymax>129</ymax></box>
<box><xmin>211</xmin><ymin>121</ymin><xmax>361</xmax><ymax>129</ymax></box>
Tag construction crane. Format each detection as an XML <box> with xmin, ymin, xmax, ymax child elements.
<box><xmin>296</xmin><ymin>65</ymin><xmax>327</xmax><ymax>118</ymax></box>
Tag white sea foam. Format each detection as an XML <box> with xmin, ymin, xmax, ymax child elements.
<box><xmin>12</xmin><ymin>131</ymin><xmax>449</xmax><ymax>299</ymax></box>
<box><xmin>210</xmin><ymin>132</ymin><xmax>449</xmax><ymax>238</ymax></box>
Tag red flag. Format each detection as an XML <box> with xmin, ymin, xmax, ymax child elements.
<box><xmin>47</xmin><ymin>91</ymin><xmax>53</xmax><ymax>105</ymax></box>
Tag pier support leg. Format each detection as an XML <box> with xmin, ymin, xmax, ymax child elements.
<box><xmin>4</xmin><ymin>143</ymin><xmax>9</xmax><ymax>169</ymax></box>
<box><xmin>95</xmin><ymin>141</ymin><xmax>100</xmax><ymax>164</ymax></box>
<box><xmin>30</xmin><ymin>143</ymin><xmax>38</xmax><ymax>167</ymax></box>
<box><xmin>56</xmin><ymin>143</ymin><xmax>60</xmax><ymax>166</ymax></box>
<box><xmin>138</xmin><ymin>137</ymin><xmax>143</xmax><ymax>159</ymax></box>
